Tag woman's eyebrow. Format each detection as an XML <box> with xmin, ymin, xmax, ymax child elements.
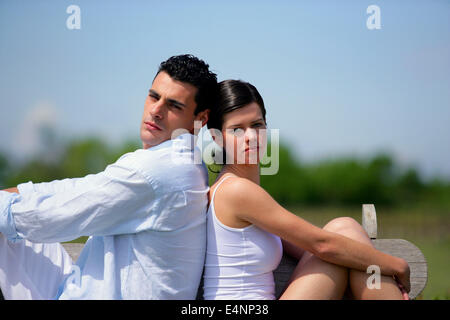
<box><xmin>228</xmin><ymin>118</ymin><xmax>264</xmax><ymax>127</ymax></box>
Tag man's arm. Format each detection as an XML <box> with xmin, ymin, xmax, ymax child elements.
<box><xmin>0</xmin><ymin>162</ymin><xmax>168</xmax><ymax>243</ymax></box>
<box><xmin>2</xmin><ymin>187</ymin><xmax>18</xmax><ymax>194</ymax></box>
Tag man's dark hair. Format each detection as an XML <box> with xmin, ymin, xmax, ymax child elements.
<box><xmin>156</xmin><ymin>54</ymin><xmax>218</xmax><ymax>115</ymax></box>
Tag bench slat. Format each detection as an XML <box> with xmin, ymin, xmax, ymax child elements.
<box><xmin>62</xmin><ymin>243</ymin><xmax>84</xmax><ymax>262</ymax></box>
<box><xmin>373</xmin><ymin>239</ymin><xmax>428</xmax><ymax>298</ymax></box>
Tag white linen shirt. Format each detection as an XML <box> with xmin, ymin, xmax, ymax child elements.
<box><xmin>0</xmin><ymin>133</ymin><xmax>209</xmax><ymax>299</ymax></box>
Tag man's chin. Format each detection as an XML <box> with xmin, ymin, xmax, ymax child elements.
<box><xmin>141</xmin><ymin>134</ymin><xmax>169</xmax><ymax>149</ymax></box>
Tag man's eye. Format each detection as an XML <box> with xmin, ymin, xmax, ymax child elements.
<box><xmin>149</xmin><ymin>95</ymin><xmax>158</xmax><ymax>101</ymax></box>
<box><xmin>170</xmin><ymin>103</ymin><xmax>182</xmax><ymax>110</ymax></box>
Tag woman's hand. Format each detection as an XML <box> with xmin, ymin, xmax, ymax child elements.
<box><xmin>395</xmin><ymin>277</ymin><xmax>410</xmax><ymax>300</ymax></box>
<box><xmin>395</xmin><ymin>258</ymin><xmax>411</xmax><ymax>295</ymax></box>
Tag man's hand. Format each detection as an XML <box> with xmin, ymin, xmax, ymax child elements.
<box><xmin>2</xmin><ymin>187</ymin><xmax>19</xmax><ymax>194</ymax></box>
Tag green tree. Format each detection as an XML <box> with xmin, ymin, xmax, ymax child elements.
<box><xmin>60</xmin><ymin>138</ymin><xmax>112</xmax><ymax>178</ymax></box>
<box><xmin>260</xmin><ymin>143</ymin><xmax>309</xmax><ymax>205</ymax></box>
<box><xmin>394</xmin><ymin>168</ymin><xmax>425</xmax><ymax>205</ymax></box>
<box><xmin>6</xmin><ymin>159</ymin><xmax>65</xmax><ymax>187</ymax></box>
<box><xmin>0</xmin><ymin>152</ymin><xmax>9</xmax><ymax>188</ymax></box>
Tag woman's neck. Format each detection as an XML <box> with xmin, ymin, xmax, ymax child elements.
<box><xmin>221</xmin><ymin>163</ymin><xmax>260</xmax><ymax>185</ymax></box>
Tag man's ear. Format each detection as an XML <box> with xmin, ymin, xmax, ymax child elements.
<box><xmin>195</xmin><ymin>109</ymin><xmax>210</xmax><ymax>127</ymax></box>
<box><xmin>208</xmin><ymin>128</ymin><xmax>224</xmax><ymax>148</ymax></box>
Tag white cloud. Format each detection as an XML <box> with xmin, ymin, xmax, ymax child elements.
<box><xmin>13</xmin><ymin>101</ymin><xmax>61</xmax><ymax>158</ymax></box>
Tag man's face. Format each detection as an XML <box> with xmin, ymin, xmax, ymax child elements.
<box><xmin>140</xmin><ymin>71</ymin><xmax>209</xmax><ymax>149</ymax></box>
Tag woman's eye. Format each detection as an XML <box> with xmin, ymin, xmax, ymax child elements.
<box><xmin>229</xmin><ymin>128</ymin><xmax>243</xmax><ymax>135</ymax></box>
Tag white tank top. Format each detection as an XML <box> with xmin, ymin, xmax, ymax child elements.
<box><xmin>203</xmin><ymin>175</ymin><xmax>283</xmax><ymax>300</ymax></box>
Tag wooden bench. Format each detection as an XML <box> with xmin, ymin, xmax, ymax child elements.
<box><xmin>61</xmin><ymin>204</ymin><xmax>428</xmax><ymax>299</ymax></box>
<box><xmin>272</xmin><ymin>204</ymin><xmax>428</xmax><ymax>299</ymax></box>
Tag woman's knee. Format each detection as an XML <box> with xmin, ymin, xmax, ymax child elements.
<box><xmin>323</xmin><ymin>217</ymin><xmax>361</xmax><ymax>233</ymax></box>
<box><xmin>323</xmin><ymin>217</ymin><xmax>371</xmax><ymax>243</ymax></box>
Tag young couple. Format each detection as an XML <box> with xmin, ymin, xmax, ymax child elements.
<box><xmin>0</xmin><ymin>54</ymin><xmax>410</xmax><ymax>300</ymax></box>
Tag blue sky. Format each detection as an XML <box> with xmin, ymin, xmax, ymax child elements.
<box><xmin>1</xmin><ymin>0</ymin><xmax>449</xmax><ymax>180</ymax></box>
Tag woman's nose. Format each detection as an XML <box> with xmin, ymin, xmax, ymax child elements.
<box><xmin>245</xmin><ymin>127</ymin><xmax>258</xmax><ymax>143</ymax></box>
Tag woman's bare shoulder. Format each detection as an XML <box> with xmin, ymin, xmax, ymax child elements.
<box><xmin>214</xmin><ymin>174</ymin><xmax>258</xmax><ymax>191</ymax></box>
<box><xmin>214</xmin><ymin>175</ymin><xmax>269</xmax><ymax>207</ymax></box>
<box><xmin>211</xmin><ymin>174</ymin><xmax>256</xmax><ymax>228</ymax></box>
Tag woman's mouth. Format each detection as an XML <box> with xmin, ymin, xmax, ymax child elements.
<box><xmin>245</xmin><ymin>147</ymin><xmax>259</xmax><ymax>152</ymax></box>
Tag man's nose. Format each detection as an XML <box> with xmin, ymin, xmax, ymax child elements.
<box><xmin>149</xmin><ymin>100</ymin><xmax>164</xmax><ymax>119</ymax></box>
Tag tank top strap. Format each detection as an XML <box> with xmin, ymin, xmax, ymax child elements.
<box><xmin>211</xmin><ymin>175</ymin><xmax>235</xmax><ymax>203</ymax></box>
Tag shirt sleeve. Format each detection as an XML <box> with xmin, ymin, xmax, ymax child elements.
<box><xmin>17</xmin><ymin>176</ymin><xmax>93</xmax><ymax>195</ymax></box>
<box><xmin>0</xmin><ymin>191</ymin><xmax>21</xmax><ymax>242</ymax></box>
<box><xmin>0</xmin><ymin>161</ymin><xmax>176</xmax><ymax>243</ymax></box>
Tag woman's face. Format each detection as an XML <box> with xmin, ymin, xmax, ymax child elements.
<box><xmin>220</xmin><ymin>102</ymin><xmax>267</xmax><ymax>165</ymax></box>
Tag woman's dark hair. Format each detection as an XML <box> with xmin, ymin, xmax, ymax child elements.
<box><xmin>156</xmin><ymin>54</ymin><xmax>218</xmax><ymax>115</ymax></box>
<box><xmin>208</xmin><ymin>80</ymin><xmax>266</xmax><ymax>131</ymax></box>
<box><xmin>207</xmin><ymin>80</ymin><xmax>267</xmax><ymax>173</ymax></box>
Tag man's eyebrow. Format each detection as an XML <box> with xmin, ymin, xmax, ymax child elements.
<box><xmin>148</xmin><ymin>89</ymin><xmax>186</xmax><ymax>108</ymax></box>
<box><xmin>228</xmin><ymin>118</ymin><xmax>264</xmax><ymax>127</ymax></box>
<box><xmin>148</xmin><ymin>89</ymin><xmax>160</xmax><ymax>98</ymax></box>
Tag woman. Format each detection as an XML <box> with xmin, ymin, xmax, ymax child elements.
<box><xmin>203</xmin><ymin>79</ymin><xmax>410</xmax><ymax>300</ymax></box>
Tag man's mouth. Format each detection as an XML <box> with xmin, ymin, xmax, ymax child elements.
<box><xmin>144</xmin><ymin>121</ymin><xmax>162</xmax><ymax>131</ymax></box>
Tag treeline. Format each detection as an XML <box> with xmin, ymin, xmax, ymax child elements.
<box><xmin>262</xmin><ymin>145</ymin><xmax>450</xmax><ymax>207</ymax></box>
<box><xmin>209</xmin><ymin>143</ymin><xmax>450</xmax><ymax>208</ymax></box>
<box><xmin>1</xmin><ymin>138</ymin><xmax>449</xmax><ymax>207</ymax></box>
<box><xmin>0</xmin><ymin>137</ymin><xmax>141</xmax><ymax>190</ymax></box>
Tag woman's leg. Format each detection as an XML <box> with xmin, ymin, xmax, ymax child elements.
<box><xmin>323</xmin><ymin>218</ymin><xmax>404</xmax><ymax>300</ymax></box>
<box><xmin>279</xmin><ymin>217</ymin><xmax>404</xmax><ymax>300</ymax></box>
<box><xmin>279</xmin><ymin>218</ymin><xmax>351</xmax><ymax>300</ymax></box>
<box><xmin>279</xmin><ymin>249</ymin><xmax>349</xmax><ymax>299</ymax></box>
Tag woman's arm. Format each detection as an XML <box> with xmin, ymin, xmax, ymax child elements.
<box><xmin>224</xmin><ymin>178</ymin><xmax>410</xmax><ymax>292</ymax></box>
<box><xmin>2</xmin><ymin>187</ymin><xmax>19</xmax><ymax>193</ymax></box>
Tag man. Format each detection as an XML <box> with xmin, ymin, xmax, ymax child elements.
<box><xmin>0</xmin><ymin>54</ymin><xmax>218</xmax><ymax>299</ymax></box>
